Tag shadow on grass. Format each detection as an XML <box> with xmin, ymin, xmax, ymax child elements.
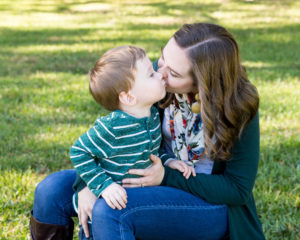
<box><xmin>1</xmin><ymin>23</ymin><xmax>299</xmax><ymax>79</ymax></box>
<box><xmin>1</xmin><ymin>0</ymin><xmax>296</xmax><ymax>14</ymax></box>
<box><xmin>0</xmin><ymin>0</ymin><xmax>221</xmax><ymax>18</ymax></box>
<box><xmin>0</xmin><ymin>25</ymin><xmax>172</xmax><ymax>76</ymax></box>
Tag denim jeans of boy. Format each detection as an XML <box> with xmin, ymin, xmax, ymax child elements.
<box><xmin>33</xmin><ymin>170</ymin><xmax>228</xmax><ymax>240</ymax></box>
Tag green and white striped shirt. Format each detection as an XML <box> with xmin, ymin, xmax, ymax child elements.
<box><xmin>70</xmin><ymin>106</ymin><xmax>165</xmax><ymax>212</ymax></box>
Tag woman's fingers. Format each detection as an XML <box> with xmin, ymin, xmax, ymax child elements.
<box><xmin>149</xmin><ymin>154</ymin><xmax>162</xmax><ymax>164</ymax></box>
<box><xmin>122</xmin><ymin>183</ymin><xmax>142</xmax><ymax>188</ymax></box>
<box><xmin>128</xmin><ymin>155</ymin><xmax>162</xmax><ymax>176</ymax></box>
<box><xmin>127</xmin><ymin>168</ymin><xmax>147</xmax><ymax>176</ymax></box>
<box><xmin>122</xmin><ymin>176</ymin><xmax>147</xmax><ymax>185</ymax></box>
<box><xmin>123</xmin><ymin>155</ymin><xmax>165</xmax><ymax>187</ymax></box>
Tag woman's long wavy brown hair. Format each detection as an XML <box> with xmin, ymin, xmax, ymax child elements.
<box><xmin>162</xmin><ymin>23</ymin><xmax>259</xmax><ymax>161</ymax></box>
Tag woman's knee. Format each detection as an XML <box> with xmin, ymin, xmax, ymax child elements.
<box><xmin>92</xmin><ymin>198</ymin><xmax>115</xmax><ymax>220</ymax></box>
<box><xmin>34</xmin><ymin>170</ymin><xmax>76</xmax><ymax>209</ymax></box>
<box><xmin>92</xmin><ymin>199</ymin><xmax>135</xmax><ymax>240</ymax></box>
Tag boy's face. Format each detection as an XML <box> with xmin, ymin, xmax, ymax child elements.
<box><xmin>130</xmin><ymin>56</ymin><xmax>166</xmax><ymax>106</ymax></box>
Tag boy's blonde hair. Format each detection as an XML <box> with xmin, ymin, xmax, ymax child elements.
<box><xmin>89</xmin><ymin>45</ymin><xmax>146</xmax><ymax>111</ymax></box>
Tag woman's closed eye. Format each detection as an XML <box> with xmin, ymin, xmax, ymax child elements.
<box><xmin>170</xmin><ymin>70</ymin><xmax>178</xmax><ymax>78</ymax></box>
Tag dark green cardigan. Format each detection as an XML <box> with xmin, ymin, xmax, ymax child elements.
<box><xmin>153</xmin><ymin>60</ymin><xmax>264</xmax><ymax>239</ymax></box>
<box><xmin>161</xmin><ymin>112</ymin><xmax>265</xmax><ymax>240</ymax></box>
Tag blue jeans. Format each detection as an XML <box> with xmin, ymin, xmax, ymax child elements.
<box><xmin>33</xmin><ymin>170</ymin><xmax>228</xmax><ymax>240</ymax></box>
<box><xmin>33</xmin><ymin>169</ymin><xmax>77</xmax><ymax>225</ymax></box>
<box><xmin>33</xmin><ymin>170</ymin><xmax>93</xmax><ymax>239</ymax></box>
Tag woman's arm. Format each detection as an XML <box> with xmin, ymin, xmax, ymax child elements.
<box><xmin>123</xmin><ymin>113</ymin><xmax>260</xmax><ymax>206</ymax></box>
<box><xmin>162</xmin><ymin>113</ymin><xmax>260</xmax><ymax>205</ymax></box>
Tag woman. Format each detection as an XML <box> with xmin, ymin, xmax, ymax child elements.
<box><xmin>30</xmin><ymin>23</ymin><xmax>265</xmax><ymax>240</ymax></box>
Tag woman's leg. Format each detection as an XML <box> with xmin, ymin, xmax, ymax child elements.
<box><xmin>92</xmin><ymin>186</ymin><xmax>228</xmax><ymax>240</ymax></box>
<box><xmin>30</xmin><ymin>169</ymin><xmax>77</xmax><ymax>240</ymax></box>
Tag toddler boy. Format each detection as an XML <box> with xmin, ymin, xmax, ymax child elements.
<box><xmin>70</xmin><ymin>46</ymin><xmax>194</xmax><ymax>220</ymax></box>
<box><xmin>70</xmin><ymin>46</ymin><xmax>166</xmax><ymax>214</ymax></box>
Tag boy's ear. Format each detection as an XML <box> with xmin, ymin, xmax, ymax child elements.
<box><xmin>119</xmin><ymin>91</ymin><xmax>137</xmax><ymax>106</ymax></box>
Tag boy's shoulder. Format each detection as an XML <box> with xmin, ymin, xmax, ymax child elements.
<box><xmin>94</xmin><ymin>107</ymin><xmax>160</xmax><ymax>134</ymax></box>
<box><xmin>94</xmin><ymin>110</ymin><xmax>136</xmax><ymax>132</ymax></box>
<box><xmin>95</xmin><ymin>111</ymin><xmax>119</xmax><ymax>129</ymax></box>
<box><xmin>93</xmin><ymin>111</ymin><xmax>123</xmax><ymax>139</ymax></box>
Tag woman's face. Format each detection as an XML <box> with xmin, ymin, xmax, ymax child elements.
<box><xmin>157</xmin><ymin>37</ymin><xmax>195</xmax><ymax>94</ymax></box>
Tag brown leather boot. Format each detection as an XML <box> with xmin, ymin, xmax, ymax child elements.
<box><xmin>30</xmin><ymin>211</ymin><xmax>74</xmax><ymax>240</ymax></box>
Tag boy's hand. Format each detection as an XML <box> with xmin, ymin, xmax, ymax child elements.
<box><xmin>78</xmin><ymin>187</ymin><xmax>97</xmax><ymax>238</ymax></box>
<box><xmin>101</xmin><ymin>183</ymin><xmax>128</xmax><ymax>210</ymax></box>
<box><xmin>166</xmin><ymin>160</ymin><xmax>196</xmax><ymax>179</ymax></box>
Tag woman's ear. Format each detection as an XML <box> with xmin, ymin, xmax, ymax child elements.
<box><xmin>119</xmin><ymin>91</ymin><xmax>137</xmax><ymax>106</ymax></box>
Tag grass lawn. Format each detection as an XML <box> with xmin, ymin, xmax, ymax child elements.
<box><xmin>0</xmin><ymin>0</ymin><xmax>299</xmax><ymax>239</ymax></box>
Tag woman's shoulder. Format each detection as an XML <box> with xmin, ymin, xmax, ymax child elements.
<box><xmin>243</xmin><ymin>112</ymin><xmax>259</xmax><ymax>136</ymax></box>
<box><xmin>231</xmin><ymin>111</ymin><xmax>260</xmax><ymax>157</ymax></box>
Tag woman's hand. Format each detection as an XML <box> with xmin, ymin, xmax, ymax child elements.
<box><xmin>122</xmin><ymin>154</ymin><xmax>165</xmax><ymax>188</ymax></box>
<box><xmin>78</xmin><ymin>186</ymin><xmax>97</xmax><ymax>238</ymax></box>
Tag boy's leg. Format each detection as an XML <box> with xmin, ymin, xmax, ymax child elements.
<box><xmin>92</xmin><ymin>186</ymin><xmax>228</xmax><ymax>240</ymax></box>
<box><xmin>30</xmin><ymin>169</ymin><xmax>77</xmax><ymax>240</ymax></box>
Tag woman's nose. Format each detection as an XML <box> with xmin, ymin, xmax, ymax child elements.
<box><xmin>157</xmin><ymin>60</ymin><xmax>167</xmax><ymax>76</ymax></box>
<box><xmin>157</xmin><ymin>71</ymin><xmax>162</xmax><ymax>79</ymax></box>
<box><xmin>158</xmin><ymin>67</ymin><xmax>167</xmax><ymax>79</ymax></box>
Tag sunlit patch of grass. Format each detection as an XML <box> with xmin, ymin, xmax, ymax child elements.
<box><xmin>0</xmin><ymin>170</ymin><xmax>44</xmax><ymax>239</ymax></box>
<box><xmin>69</xmin><ymin>2</ymin><xmax>113</xmax><ymax>13</ymax></box>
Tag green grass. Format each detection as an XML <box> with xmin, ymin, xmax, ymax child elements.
<box><xmin>0</xmin><ymin>0</ymin><xmax>299</xmax><ymax>239</ymax></box>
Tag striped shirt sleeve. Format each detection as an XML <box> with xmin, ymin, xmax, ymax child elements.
<box><xmin>70</xmin><ymin>118</ymin><xmax>115</xmax><ymax>197</ymax></box>
<box><xmin>158</xmin><ymin>146</ymin><xmax>175</xmax><ymax>165</ymax></box>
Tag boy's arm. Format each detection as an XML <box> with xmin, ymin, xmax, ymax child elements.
<box><xmin>158</xmin><ymin>147</ymin><xmax>175</xmax><ymax>165</ymax></box>
<box><xmin>72</xmin><ymin>172</ymin><xmax>87</xmax><ymax>193</ymax></box>
<box><xmin>70</xmin><ymin>123</ymin><xmax>114</xmax><ymax>198</ymax></box>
